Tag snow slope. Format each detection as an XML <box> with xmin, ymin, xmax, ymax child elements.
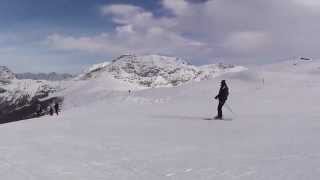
<box><xmin>60</xmin><ymin>54</ymin><xmax>245</xmax><ymax>108</ymax></box>
<box><xmin>0</xmin><ymin>60</ymin><xmax>320</xmax><ymax>179</ymax></box>
<box><xmin>56</xmin><ymin>74</ymin><xmax>142</xmax><ymax>109</ymax></box>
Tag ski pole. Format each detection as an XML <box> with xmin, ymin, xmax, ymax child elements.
<box><xmin>225</xmin><ymin>102</ymin><xmax>236</xmax><ymax>116</ymax></box>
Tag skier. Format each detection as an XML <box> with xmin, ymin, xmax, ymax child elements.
<box><xmin>48</xmin><ymin>106</ymin><xmax>54</xmax><ymax>116</ymax></box>
<box><xmin>54</xmin><ymin>102</ymin><xmax>60</xmax><ymax>115</ymax></box>
<box><xmin>214</xmin><ymin>80</ymin><xmax>229</xmax><ymax>120</ymax></box>
<box><xmin>36</xmin><ymin>103</ymin><xmax>42</xmax><ymax>116</ymax></box>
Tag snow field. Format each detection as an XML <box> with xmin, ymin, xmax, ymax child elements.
<box><xmin>1</xmin><ymin>60</ymin><xmax>320</xmax><ymax>179</ymax></box>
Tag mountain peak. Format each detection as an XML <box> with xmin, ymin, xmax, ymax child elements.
<box><xmin>15</xmin><ymin>72</ymin><xmax>73</xmax><ymax>81</ymax></box>
<box><xmin>0</xmin><ymin>66</ymin><xmax>16</xmax><ymax>82</ymax></box>
<box><xmin>111</xmin><ymin>54</ymin><xmax>189</xmax><ymax>65</ymax></box>
<box><xmin>79</xmin><ymin>54</ymin><xmax>244</xmax><ymax>87</ymax></box>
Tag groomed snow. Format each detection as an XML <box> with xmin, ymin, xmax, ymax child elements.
<box><xmin>1</xmin><ymin>60</ymin><xmax>320</xmax><ymax>179</ymax></box>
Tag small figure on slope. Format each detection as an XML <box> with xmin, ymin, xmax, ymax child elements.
<box><xmin>54</xmin><ymin>102</ymin><xmax>60</xmax><ymax>116</ymax></box>
<box><xmin>48</xmin><ymin>105</ymin><xmax>54</xmax><ymax>116</ymax></box>
<box><xmin>214</xmin><ymin>80</ymin><xmax>229</xmax><ymax>120</ymax></box>
<box><xmin>36</xmin><ymin>103</ymin><xmax>42</xmax><ymax>116</ymax></box>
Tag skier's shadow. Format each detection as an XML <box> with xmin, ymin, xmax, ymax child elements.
<box><xmin>152</xmin><ymin>115</ymin><xmax>232</xmax><ymax>121</ymax></box>
<box><xmin>203</xmin><ymin>118</ymin><xmax>233</xmax><ymax>121</ymax></box>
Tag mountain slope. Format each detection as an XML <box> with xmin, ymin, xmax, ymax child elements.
<box><xmin>0</xmin><ymin>66</ymin><xmax>61</xmax><ymax>121</ymax></box>
<box><xmin>59</xmin><ymin>54</ymin><xmax>245</xmax><ymax>108</ymax></box>
<box><xmin>78</xmin><ymin>54</ymin><xmax>246</xmax><ymax>88</ymax></box>
<box><xmin>0</xmin><ymin>61</ymin><xmax>319</xmax><ymax>179</ymax></box>
<box><xmin>15</xmin><ymin>72</ymin><xmax>73</xmax><ymax>81</ymax></box>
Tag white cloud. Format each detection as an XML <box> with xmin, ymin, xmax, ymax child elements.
<box><xmin>47</xmin><ymin>2</ymin><xmax>208</xmax><ymax>60</ymax></box>
<box><xmin>293</xmin><ymin>0</ymin><xmax>320</xmax><ymax>8</ymax></box>
<box><xmin>0</xmin><ymin>47</ymin><xmax>16</xmax><ymax>54</ymax></box>
<box><xmin>101</xmin><ymin>4</ymin><xmax>143</xmax><ymax>16</ymax></box>
<box><xmin>162</xmin><ymin>0</ymin><xmax>189</xmax><ymax>15</ymax></box>
<box><xmin>46</xmin><ymin>0</ymin><xmax>320</xmax><ymax>65</ymax></box>
<box><xmin>223</xmin><ymin>31</ymin><xmax>271</xmax><ymax>53</ymax></box>
<box><xmin>115</xmin><ymin>25</ymin><xmax>134</xmax><ymax>34</ymax></box>
<box><xmin>47</xmin><ymin>26</ymin><xmax>207</xmax><ymax>57</ymax></box>
<box><xmin>100</xmin><ymin>4</ymin><xmax>149</xmax><ymax>25</ymax></box>
<box><xmin>47</xmin><ymin>33</ymin><xmax>123</xmax><ymax>54</ymax></box>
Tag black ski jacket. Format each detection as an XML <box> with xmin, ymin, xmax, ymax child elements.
<box><xmin>215</xmin><ymin>85</ymin><xmax>229</xmax><ymax>101</ymax></box>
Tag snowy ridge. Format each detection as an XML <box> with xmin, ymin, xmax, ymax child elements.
<box><xmin>261</xmin><ymin>58</ymin><xmax>320</xmax><ymax>74</ymax></box>
<box><xmin>79</xmin><ymin>54</ymin><xmax>246</xmax><ymax>88</ymax></box>
<box><xmin>15</xmin><ymin>72</ymin><xmax>73</xmax><ymax>81</ymax></box>
<box><xmin>0</xmin><ymin>66</ymin><xmax>61</xmax><ymax>118</ymax></box>
<box><xmin>1</xmin><ymin>79</ymin><xmax>58</xmax><ymax>103</ymax></box>
<box><xmin>85</xmin><ymin>61</ymin><xmax>111</xmax><ymax>74</ymax></box>
<box><xmin>0</xmin><ymin>66</ymin><xmax>16</xmax><ymax>83</ymax></box>
<box><xmin>0</xmin><ymin>78</ymin><xmax>59</xmax><ymax>117</ymax></box>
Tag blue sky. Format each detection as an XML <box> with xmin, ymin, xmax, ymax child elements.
<box><xmin>0</xmin><ymin>0</ymin><xmax>161</xmax><ymax>32</ymax></box>
<box><xmin>0</xmin><ymin>0</ymin><xmax>166</xmax><ymax>73</ymax></box>
<box><xmin>1</xmin><ymin>0</ymin><xmax>320</xmax><ymax>73</ymax></box>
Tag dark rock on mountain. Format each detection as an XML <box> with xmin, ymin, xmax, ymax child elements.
<box><xmin>16</xmin><ymin>72</ymin><xmax>73</xmax><ymax>81</ymax></box>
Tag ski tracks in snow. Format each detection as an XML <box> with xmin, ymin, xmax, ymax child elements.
<box><xmin>164</xmin><ymin>167</ymin><xmax>256</xmax><ymax>179</ymax></box>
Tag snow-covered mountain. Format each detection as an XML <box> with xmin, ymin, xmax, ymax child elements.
<box><xmin>78</xmin><ymin>55</ymin><xmax>246</xmax><ymax>88</ymax></box>
<box><xmin>56</xmin><ymin>54</ymin><xmax>246</xmax><ymax>108</ymax></box>
<box><xmin>0</xmin><ymin>66</ymin><xmax>60</xmax><ymax>121</ymax></box>
<box><xmin>16</xmin><ymin>72</ymin><xmax>73</xmax><ymax>81</ymax></box>
<box><xmin>1</xmin><ymin>55</ymin><xmax>246</xmax><ymax>120</ymax></box>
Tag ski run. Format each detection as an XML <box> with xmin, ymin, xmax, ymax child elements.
<box><xmin>1</xmin><ymin>57</ymin><xmax>320</xmax><ymax>179</ymax></box>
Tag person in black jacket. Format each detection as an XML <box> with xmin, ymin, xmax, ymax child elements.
<box><xmin>214</xmin><ymin>80</ymin><xmax>229</xmax><ymax>119</ymax></box>
<box><xmin>48</xmin><ymin>106</ymin><xmax>54</xmax><ymax>116</ymax></box>
<box><xmin>54</xmin><ymin>102</ymin><xmax>60</xmax><ymax>115</ymax></box>
<box><xmin>36</xmin><ymin>103</ymin><xmax>42</xmax><ymax>116</ymax></box>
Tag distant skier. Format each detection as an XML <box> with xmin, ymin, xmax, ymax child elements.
<box><xmin>36</xmin><ymin>103</ymin><xmax>42</xmax><ymax>116</ymax></box>
<box><xmin>54</xmin><ymin>102</ymin><xmax>60</xmax><ymax>115</ymax></box>
<box><xmin>48</xmin><ymin>106</ymin><xmax>54</xmax><ymax>116</ymax></box>
<box><xmin>214</xmin><ymin>80</ymin><xmax>229</xmax><ymax>120</ymax></box>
